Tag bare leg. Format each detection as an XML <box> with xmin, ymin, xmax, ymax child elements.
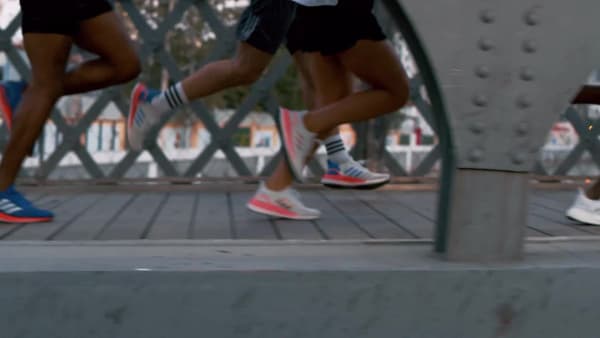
<box><xmin>181</xmin><ymin>42</ymin><xmax>272</xmax><ymax>100</ymax></box>
<box><xmin>6</xmin><ymin>12</ymin><xmax>139</xmax><ymax>159</ymax></box>
<box><xmin>266</xmin><ymin>52</ymin><xmax>351</xmax><ymax>191</ymax></box>
<box><xmin>587</xmin><ymin>179</ymin><xmax>600</xmax><ymax>200</ymax></box>
<box><xmin>309</xmin><ymin>53</ymin><xmax>354</xmax><ymax>109</ymax></box>
<box><xmin>295</xmin><ymin>52</ymin><xmax>317</xmax><ymax>111</ymax></box>
<box><xmin>265</xmin><ymin>52</ymin><xmax>314</xmax><ymax>191</ymax></box>
<box><xmin>63</xmin><ymin>11</ymin><xmax>140</xmax><ymax>94</ymax></box>
<box><xmin>0</xmin><ymin>34</ymin><xmax>72</xmax><ymax>190</ymax></box>
<box><xmin>295</xmin><ymin>51</ymin><xmax>350</xmax><ymax>139</ymax></box>
<box><xmin>303</xmin><ymin>40</ymin><xmax>409</xmax><ymax>134</ymax></box>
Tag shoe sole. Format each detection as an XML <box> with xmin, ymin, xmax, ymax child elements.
<box><xmin>128</xmin><ymin>83</ymin><xmax>146</xmax><ymax>151</ymax></box>
<box><xmin>321</xmin><ymin>177</ymin><xmax>391</xmax><ymax>190</ymax></box>
<box><xmin>278</xmin><ymin>108</ymin><xmax>304</xmax><ymax>182</ymax></box>
<box><xmin>247</xmin><ymin>202</ymin><xmax>320</xmax><ymax>221</ymax></box>
<box><xmin>0</xmin><ymin>213</ymin><xmax>52</xmax><ymax>224</ymax></box>
<box><xmin>566</xmin><ymin>208</ymin><xmax>600</xmax><ymax>226</ymax></box>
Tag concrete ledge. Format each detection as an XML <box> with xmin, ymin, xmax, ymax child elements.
<box><xmin>1</xmin><ymin>241</ymin><xmax>599</xmax><ymax>338</ymax></box>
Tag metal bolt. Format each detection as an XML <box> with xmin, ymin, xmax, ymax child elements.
<box><xmin>516</xmin><ymin>96</ymin><xmax>531</xmax><ymax>109</ymax></box>
<box><xmin>469</xmin><ymin>121</ymin><xmax>485</xmax><ymax>134</ymax></box>
<box><xmin>473</xmin><ymin>94</ymin><xmax>489</xmax><ymax>107</ymax></box>
<box><xmin>520</xmin><ymin>67</ymin><xmax>535</xmax><ymax>81</ymax></box>
<box><xmin>512</xmin><ymin>152</ymin><xmax>527</xmax><ymax>165</ymax></box>
<box><xmin>524</xmin><ymin>10</ymin><xmax>540</xmax><ymax>26</ymax></box>
<box><xmin>475</xmin><ymin>65</ymin><xmax>491</xmax><ymax>79</ymax></box>
<box><xmin>522</xmin><ymin>39</ymin><xmax>537</xmax><ymax>53</ymax></box>
<box><xmin>478</xmin><ymin>38</ymin><xmax>494</xmax><ymax>51</ymax></box>
<box><xmin>468</xmin><ymin>148</ymin><xmax>484</xmax><ymax>162</ymax></box>
<box><xmin>480</xmin><ymin>10</ymin><xmax>495</xmax><ymax>24</ymax></box>
<box><xmin>516</xmin><ymin>122</ymin><xmax>530</xmax><ymax>136</ymax></box>
<box><xmin>517</xmin><ymin>95</ymin><xmax>532</xmax><ymax>109</ymax></box>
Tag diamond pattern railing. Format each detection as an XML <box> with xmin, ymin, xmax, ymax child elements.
<box><xmin>0</xmin><ymin>0</ymin><xmax>597</xmax><ymax>181</ymax></box>
<box><xmin>547</xmin><ymin>107</ymin><xmax>600</xmax><ymax>176</ymax></box>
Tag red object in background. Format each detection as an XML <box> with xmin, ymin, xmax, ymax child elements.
<box><xmin>415</xmin><ymin>126</ymin><xmax>422</xmax><ymax>145</ymax></box>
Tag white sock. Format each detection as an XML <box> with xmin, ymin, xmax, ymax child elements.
<box><xmin>262</xmin><ymin>182</ymin><xmax>292</xmax><ymax>196</ymax></box>
<box><xmin>151</xmin><ymin>82</ymin><xmax>189</xmax><ymax>114</ymax></box>
<box><xmin>323</xmin><ymin>134</ymin><xmax>351</xmax><ymax>163</ymax></box>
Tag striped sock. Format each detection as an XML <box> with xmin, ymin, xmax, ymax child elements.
<box><xmin>324</xmin><ymin>134</ymin><xmax>351</xmax><ymax>163</ymax></box>
<box><xmin>151</xmin><ymin>82</ymin><xmax>189</xmax><ymax>114</ymax></box>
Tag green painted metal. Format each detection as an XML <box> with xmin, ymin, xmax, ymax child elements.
<box><xmin>0</xmin><ymin>0</ymin><xmax>593</xmax><ymax>183</ymax></box>
<box><xmin>380</xmin><ymin>0</ymin><xmax>455</xmax><ymax>253</ymax></box>
<box><xmin>0</xmin><ymin>0</ymin><xmax>447</xmax><ymax>180</ymax></box>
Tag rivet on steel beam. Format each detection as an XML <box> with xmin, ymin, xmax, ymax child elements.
<box><xmin>469</xmin><ymin>122</ymin><xmax>485</xmax><ymax>134</ymax></box>
<box><xmin>473</xmin><ymin>94</ymin><xmax>489</xmax><ymax>107</ymax></box>
<box><xmin>468</xmin><ymin>148</ymin><xmax>484</xmax><ymax>162</ymax></box>
<box><xmin>512</xmin><ymin>152</ymin><xmax>527</xmax><ymax>165</ymax></box>
<box><xmin>478</xmin><ymin>38</ymin><xmax>494</xmax><ymax>51</ymax></box>
<box><xmin>475</xmin><ymin>65</ymin><xmax>491</xmax><ymax>79</ymax></box>
<box><xmin>480</xmin><ymin>10</ymin><xmax>495</xmax><ymax>24</ymax></box>
<box><xmin>520</xmin><ymin>67</ymin><xmax>535</xmax><ymax>81</ymax></box>
<box><xmin>522</xmin><ymin>39</ymin><xmax>537</xmax><ymax>53</ymax></box>
<box><xmin>524</xmin><ymin>10</ymin><xmax>540</xmax><ymax>26</ymax></box>
<box><xmin>516</xmin><ymin>122</ymin><xmax>530</xmax><ymax>136</ymax></box>
<box><xmin>517</xmin><ymin>95</ymin><xmax>532</xmax><ymax>109</ymax></box>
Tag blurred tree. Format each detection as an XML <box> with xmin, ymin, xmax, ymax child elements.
<box><xmin>116</xmin><ymin>0</ymin><xmax>301</xmax><ymax>126</ymax></box>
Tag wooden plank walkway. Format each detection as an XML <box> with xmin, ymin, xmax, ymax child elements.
<box><xmin>0</xmin><ymin>185</ymin><xmax>595</xmax><ymax>241</ymax></box>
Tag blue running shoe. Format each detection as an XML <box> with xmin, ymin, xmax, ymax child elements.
<box><xmin>0</xmin><ymin>81</ymin><xmax>26</xmax><ymax>132</ymax></box>
<box><xmin>321</xmin><ymin>159</ymin><xmax>390</xmax><ymax>189</ymax></box>
<box><xmin>128</xmin><ymin>83</ymin><xmax>162</xmax><ymax>151</ymax></box>
<box><xmin>0</xmin><ymin>186</ymin><xmax>53</xmax><ymax>223</ymax></box>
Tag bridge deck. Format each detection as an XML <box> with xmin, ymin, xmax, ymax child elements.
<box><xmin>1</xmin><ymin>183</ymin><xmax>594</xmax><ymax>242</ymax></box>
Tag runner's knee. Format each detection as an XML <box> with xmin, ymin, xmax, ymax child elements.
<box><xmin>373</xmin><ymin>72</ymin><xmax>410</xmax><ymax>111</ymax></box>
<box><xmin>388</xmin><ymin>77</ymin><xmax>410</xmax><ymax>110</ymax></box>
<box><xmin>232</xmin><ymin>58</ymin><xmax>265</xmax><ymax>86</ymax></box>
<box><xmin>27</xmin><ymin>81</ymin><xmax>63</xmax><ymax>101</ymax></box>
<box><xmin>113</xmin><ymin>55</ymin><xmax>141</xmax><ymax>83</ymax></box>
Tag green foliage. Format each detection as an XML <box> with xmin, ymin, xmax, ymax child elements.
<box><xmin>118</xmin><ymin>0</ymin><xmax>302</xmax><ymax>123</ymax></box>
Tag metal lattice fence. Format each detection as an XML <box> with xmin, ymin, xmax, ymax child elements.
<box><xmin>0</xmin><ymin>0</ymin><xmax>597</xmax><ymax>181</ymax></box>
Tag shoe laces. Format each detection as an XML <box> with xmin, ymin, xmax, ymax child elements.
<box><xmin>348</xmin><ymin>158</ymin><xmax>364</xmax><ymax>167</ymax></box>
<box><xmin>347</xmin><ymin>159</ymin><xmax>367</xmax><ymax>172</ymax></box>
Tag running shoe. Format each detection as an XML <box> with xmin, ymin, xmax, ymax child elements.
<box><xmin>566</xmin><ymin>189</ymin><xmax>600</xmax><ymax>226</ymax></box>
<box><xmin>128</xmin><ymin>83</ymin><xmax>163</xmax><ymax>151</ymax></box>
<box><xmin>321</xmin><ymin>159</ymin><xmax>390</xmax><ymax>189</ymax></box>
<box><xmin>278</xmin><ymin>107</ymin><xmax>316</xmax><ymax>182</ymax></box>
<box><xmin>247</xmin><ymin>182</ymin><xmax>321</xmax><ymax>220</ymax></box>
<box><xmin>0</xmin><ymin>186</ymin><xmax>53</xmax><ymax>223</ymax></box>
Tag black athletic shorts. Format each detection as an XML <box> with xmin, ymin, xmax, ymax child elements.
<box><xmin>286</xmin><ymin>0</ymin><xmax>386</xmax><ymax>56</ymax></box>
<box><xmin>236</xmin><ymin>0</ymin><xmax>297</xmax><ymax>54</ymax></box>
<box><xmin>20</xmin><ymin>0</ymin><xmax>113</xmax><ymax>36</ymax></box>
